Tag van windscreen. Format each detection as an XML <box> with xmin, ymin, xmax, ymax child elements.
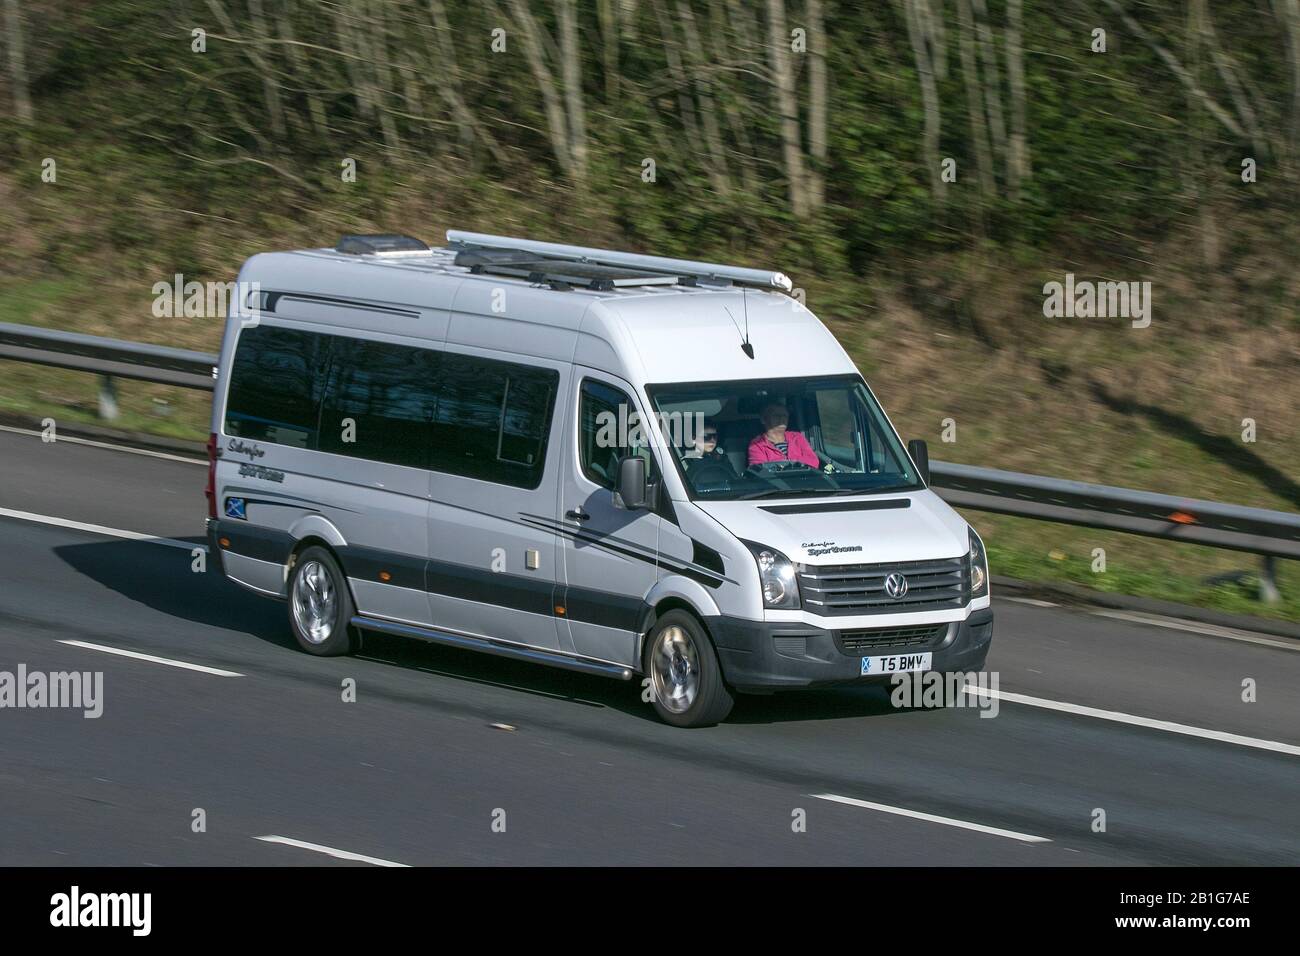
<box><xmin>647</xmin><ymin>375</ymin><xmax>922</xmax><ymax>500</ymax></box>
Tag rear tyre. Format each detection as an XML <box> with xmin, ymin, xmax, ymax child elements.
<box><xmin>287</xmin><ymin>546</ymin><xmax>357</xmax><ymax>656</ymax></box>
<box><xmin>644</xmin><ymin>610</ymin><xmax>734</xmax><ymax>728</ymax></box>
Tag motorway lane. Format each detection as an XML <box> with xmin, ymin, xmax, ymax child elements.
<box><xmin>1</xmin><ymin>429</ymin><xmax>1298</xmax><ymax>865</ymax></box>
<box><xmin>3</xmin><ymin>428</ymin><xmax>1295</xmax><ymax>741</ymax></box>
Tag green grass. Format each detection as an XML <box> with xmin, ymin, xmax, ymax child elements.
<box><xmin>0</xmin><ymin>278</ymin><xmax>86</xmax><ymax>326</ymax></box>
<box><xmin>975</xmin><ymin>514</ymin><xmax>1300</xmax><ymax>623</ymax></box>
<box><xmin>0</xmin><ymin>363</ymin><xmax>209</xmax><ymax>443</ymax></box>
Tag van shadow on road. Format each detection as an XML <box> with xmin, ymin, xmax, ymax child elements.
<box><xmin>56</xmin><ymin>538</ymin><xmax>917</xmax><ymax>727</ymax></box>
<box><xmin>54</xmin><ymin>538</ymin><xmax>293</xmax><ymax>649</ymax></box>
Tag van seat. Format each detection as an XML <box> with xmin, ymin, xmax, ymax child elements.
<box><xmin>719</xmin><ymin>419</ymin><xmax>760</xmax><ymax>474</ymax></box>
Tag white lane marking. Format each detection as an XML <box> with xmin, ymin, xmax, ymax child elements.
<box><xmin>961</xmin><ymin>684</ymin><xmax>1300</xmax><ymax>757</ymax></box>
<box><xmin>58</xmin><ymin>640</ymin><xmax>242</xmax><ymax>678</ymax></box>
<box><xmin>0</xmin><ymin>424</ymin><xmax>205</xmax><ymax>465</ymax></box>
<box><xmin>1092</xmin><ymin>609</ymin><xmax>1298</xmax><ymax>651</ymax></box>
<box><xmin>0</xmin><ymin>507</ymin><xmax>204</xmax><ymax>552</ymax></box>
<box><xmin>1003</xmin><ymin>596</ymin><xmax>1058</xmax><ymax>608</ymax></box>
<box><xmin>811</xmin><ymin>793</ymin><xmax>1051</xmax><ymax>844</ymax></box>
<box><xmin>255</xmin><ymin>835</ymin><xmax>410</xmax><ymax>867</ymax></box>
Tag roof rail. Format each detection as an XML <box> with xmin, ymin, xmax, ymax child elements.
<box><xmin>446</xmin><ymin>230</ymin><xmax>793</xmax><ymax>292</ymax></box>
<box><xmin>337</xmin><ymin>234</ymin><xmax>430</xmax><ymax>256</ymax></box>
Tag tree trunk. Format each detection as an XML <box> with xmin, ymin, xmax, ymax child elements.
<box><xmin>766</xmin><ymin>0</ymin><xmax>809</xmax><ymax>217</ymax></box>
<box><xmin>509</xmin><ymin>0</ymin><xmax>578</xmax><ymax>184</ymax></box>
<box><xmin>901</xmin><ymin>0</ymin><xmax>945</xmax><ymax>201</ymax></box>
<box><xmin>1005</xmin><ymin>0</ymin><xmax>1029</xmax><ymax>198</ymax></box>
<box><xmin>2</xmin><ymin>0</ymin><xmax>33</xmax><ymax>123</ymax></box>
<box><xmin>556</xmin><ymin>0</ymin><xmax>588</xmax><ymax>186</ymax></box>
<box><xmin>808</xmin><ymin>0</ymin><xmax>828</xmax><ymax>209</ymax></box>
<box><xmin>676</xmin><ymin>0</ymin><xmax>732</xmax><ymax>196</ymax></box>
<box><xmin>958</xmin><ymin>0</ymin><xmax>994</xmax><ymax>203</ymax></box>
<box><xmin>971</xmin><ymin>0</ymin><xmax>1007</xmax><ymax>180</ymax></box>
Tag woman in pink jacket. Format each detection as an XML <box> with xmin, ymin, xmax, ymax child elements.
<box><xmin>747</xmin><ymin>403</ymin><xmax>821</xmax><ymax>468</ymax></box>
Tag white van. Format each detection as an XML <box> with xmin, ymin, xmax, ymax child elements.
<box><xmin>206</xmin><ymin>232</ymin><xmax>992</xmax><ymax>726</ymax></box>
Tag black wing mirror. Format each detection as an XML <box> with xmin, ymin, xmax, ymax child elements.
<box><xmin>907</xmin><ymin>439</ymin><xmax>930</xmax><ymax>485</ymax></box>
<box><xmin>615</xmin><ymin>455</ymin><xmax>649</xmax><ymax>509</ymax></box>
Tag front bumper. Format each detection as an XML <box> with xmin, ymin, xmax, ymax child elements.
<box><xmin>706</xmin><ymin>607</ymin><xmax>994</xmax><ymax>692</ymax></box>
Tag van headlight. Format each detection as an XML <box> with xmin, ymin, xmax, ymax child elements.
<box><xmin>968</xmin><ymin>528</ymin><xmax>989</xmax><ymax>598</ymax></box>
<box><xmin>742</xmin><ymin>541</ymin><xmax>801</xmax><ymax>610</ymax></box>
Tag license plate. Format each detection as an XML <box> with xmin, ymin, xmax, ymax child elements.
<box><xmin>861</xmin><ymin>652</ymin><xmax>931</xmax><ymax>676</ymax></box>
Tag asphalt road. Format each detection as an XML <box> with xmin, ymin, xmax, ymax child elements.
<box><xmin>1</xmin><ymin>426</ymin><xmax>1297</xmax><ymax>866</ymax></box>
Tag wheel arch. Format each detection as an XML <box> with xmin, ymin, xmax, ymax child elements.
<box><xmin>635</xmin><ymin>576</ymin><xmax>723</xmax><ymax>670</ymax></box>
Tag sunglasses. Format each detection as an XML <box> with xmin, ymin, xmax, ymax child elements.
<box><xmin>700</xmin><ymin>432</ymin><xmax>718</xmax><ymax>441</ymax></box>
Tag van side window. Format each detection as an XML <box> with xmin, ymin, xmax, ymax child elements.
<box><xmin>579</xmin><ymin>379</ymin><xmax>656</xmax><ymax>489</ymax></box>
<box><xmin>224</xmin><ymin>325</ymin><xmax>329</xmax><ymax>449</ymax></box>
<box><xmin>319</xmin><ymin>338</ymin><xmax>439</xmax><ymax>468</ymax></box>
<box><xmin>431</xmin><ymin>352</ymin><xmax>558</xmax><ymax>488</ymax></box>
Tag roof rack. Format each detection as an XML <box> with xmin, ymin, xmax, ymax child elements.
<box><xmin>337</xmin><ymin>234</ymin><xmax>430</xmax><ymax>257</ymax></box>
<box><xmin>446</xmin><ymin>230</ymin><xmax>793</xmax><ymax>293</ymax></box>
<box><xmin>453</xmin><ymin>247</ymin><xmax>691</xmax><ymax>292</ymax></box>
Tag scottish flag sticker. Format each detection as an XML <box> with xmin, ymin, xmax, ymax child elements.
<box><xmin>224</xmin><ymin>497</ymin><xmax>247</xmax><ymax>520</ymax></box>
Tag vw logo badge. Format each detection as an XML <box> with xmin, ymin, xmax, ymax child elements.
<box><xmin>884</xmin><ymin>572</ymin><xmax>909</xmax><ymax>600</ymax></box>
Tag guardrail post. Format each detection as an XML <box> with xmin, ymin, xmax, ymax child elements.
<box><xmin>1259</xmin><ymin>556</ymin><xmax>1280</xmax><ymax>604</ymax></box>
<box><xmin>97</xmin><ymin>375</ymin><xmax>119</xmax><ymax>421</ymax></box>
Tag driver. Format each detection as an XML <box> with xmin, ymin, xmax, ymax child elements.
<box><xmin>748</xmin><ymin>403</ymin><xmax>821</xmax><ymax>468</ymax></box>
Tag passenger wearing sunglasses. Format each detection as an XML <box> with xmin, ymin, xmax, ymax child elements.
<box><xmin>682</xmin><ymin>421</ymin><xmax>735</xmax><ymax>479</ymax></box>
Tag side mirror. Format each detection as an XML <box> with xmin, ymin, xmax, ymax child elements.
<box><xmin>615</xmin><ymin>455</ymin><xmax>649</xmax><ymax>509</ymax></box>
<box><xmin>907</xmin><ymin>439</ymin><xmax>930</xmax><ymax>485</ymax></box>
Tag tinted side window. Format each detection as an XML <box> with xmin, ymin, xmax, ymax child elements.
<box><xmin>431</xmin><ymin>352</ymin><xmax>558</xmax><ymax>488</ymax></box>
<box><xmin>319</xmin><ymin>338</ymin><xmax>438</xmax><ymax>468</ymax></box>
<box><xmin>579</xmin><ymin>379</ymin><xmax>656</xmax><ymax>489</ymax></box>
<box><xmin>224</xmin><ymin>325</ymin><xmax>329</xmax><ymax>449</ymax></box>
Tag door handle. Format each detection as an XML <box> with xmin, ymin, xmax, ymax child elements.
<box><xmin>565</xmin><ymin>508</ymin><xmax>590</xmax><ymax>522</ymax></box>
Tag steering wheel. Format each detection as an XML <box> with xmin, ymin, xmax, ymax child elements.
<box><xmin>749</xmin><ymin>459</ymin><xmax>814</xmax><ymax>474</ymax></box>
<box><xmin>688</xmin><ymin>462</ymin><xmax>736</xmax><ymax>488</ymax></box>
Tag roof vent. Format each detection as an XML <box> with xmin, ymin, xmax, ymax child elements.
<box><xmin>336</xmin><ymin>234</ymin><xmax>430</xmax><ymax>256</ymax></box>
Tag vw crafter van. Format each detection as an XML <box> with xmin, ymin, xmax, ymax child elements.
<box><xmin>206</xmin><ymin>231</ymin><xmax>993</xmax><ymax>726</ymax></box>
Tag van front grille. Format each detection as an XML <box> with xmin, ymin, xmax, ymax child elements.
<box><xmin>798</xmin><ymin>557</ymin><xmax>968</xmax><ymax>616</ymax></box>
<box><xmin>837</xmin><ymin>624</ymin><xmax>948</xmax><ymax>652</ymax></box>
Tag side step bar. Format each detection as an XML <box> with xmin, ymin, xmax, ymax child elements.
<box><xmin>350</xmin><ymin>616</ymin><xmax>635</xmax><ymax>681</ymax></box>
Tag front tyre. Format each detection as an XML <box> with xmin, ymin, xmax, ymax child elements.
<box><xmin>287</xmin><ymin>546</ymin><xmax>357</xmax><ymax>656</ymax></box>
<box><xmin>645</xmin><ymin>610</ymin><xmax>734</xmax><ymax>728</ymax></box>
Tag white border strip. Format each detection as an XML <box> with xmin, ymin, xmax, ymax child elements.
<box><xmin>1091</xmin><ymin>608</ymin><xmax>1299</xmax><ymax>651</ymax></box>
<box><xmin>58</xmin><ymin>640</ymin><xmax>242</xmax><ymax>678</ymax></box>
<box><xmin>0</xmin><ymin>424</ymin><xmax>205</xmax><ymax>464</ymax></box>
<box><xmin>962</xmin><ymin>685</ymin><xmax>1300</xmax><ymax>756</ymax></box>
<box><xmin>0</xmin><ymin>506</ymin><xmax>203</xmax><ymax>552</ymax></box>
<box><xmin>255</xmin><ymin>835</ymin><xmax>410</xmax><ymax>867</ymax></box>
<box><xmin>811</xmin><ymin>793</ymin><xmax>1051</xmax><ymax>843</ymax></box>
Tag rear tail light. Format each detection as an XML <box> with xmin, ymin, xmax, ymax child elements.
<box><xmin>205</xmin><ymin>432</ymin><xmax>218</xmax><ymax>519</ymax></box>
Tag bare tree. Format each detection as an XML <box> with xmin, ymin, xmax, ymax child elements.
<box><xmin>766</xmin><ymin>0</ymin><xmax>809</xmax><ymax>217</ymax></box>
<box><xmin>1272</xmin><ymin>0</ymin><xmax>1300</xmax><ymax>154</ymax></box>
<box><xmin>508</xmin><ymin>0</ymin><xmax>589</xmax><ymax>187</ymax></box>
<box><xmin>901</xmin><ymin>0</ymin><xmax>946</xmax><ymax>201</ymax></box>
<box><xmin>807</xmin><ymin>0</ymin><xmax>828</xmax><ymax>209</ymax></box>
<box><xmin>675</xmin><ymin>0</ymin><xmax>733</xmax><ymax>196</ymax></box>
<box><xmin>1097</xmin><ymin>0</ymin><xmax>1245</xmax><ymax>140</ymax></box>
<box><xmin>1005</xmin><ymin>0</ymin><xmax>1029</xmax><ymax>198</ymax></box>
<box><xmin>4</xmin><ymin>0</ymin><xmax>34</xmax><ymax>122</ymax></box>
<box><xmin>957</xmin><ymin>0</ymin><xmax>994</xmax><ymax>203</ymax></box>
